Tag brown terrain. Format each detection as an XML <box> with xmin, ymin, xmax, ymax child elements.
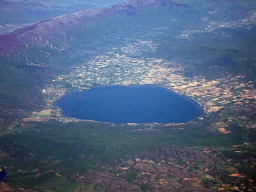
<box><xmin>71</xmin><ymin>146</ymin><xmax>254</xmax><ymax>191</ymax></box>
<box><xmin>0</xmin><ymin>181</ymin><xmax>35</xmax><ymax>192</ymax></box>
<box><xmin>0</xmin><ymin>142</ymin><xmax>255</xmax><ymax>191</ymax></box>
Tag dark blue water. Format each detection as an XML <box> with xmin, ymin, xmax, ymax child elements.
<box><xmin>0</xmin><ymin>168</ymin><xmax>7</xmax><ymax>182</ymax></box>
<box><xmin>54</xmin><ymin>85</ymin><xmax>204</xmax><ymax>123</ymax></box>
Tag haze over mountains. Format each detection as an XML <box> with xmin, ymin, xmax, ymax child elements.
<box><xmin>0</xmin><ymin>0</ymin><xmax>194</xmax><ymax>57</ymax></box>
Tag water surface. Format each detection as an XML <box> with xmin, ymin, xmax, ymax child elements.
<box><xmin>54</xmin><ymin>85</ymin><xmax>204</xmax><ymax>123</ymax></box>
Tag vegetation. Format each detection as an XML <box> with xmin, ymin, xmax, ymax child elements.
<box><xmin>125</xmin><ymin>173</ymin><xmax>137</xmax><ymax>183</ymax></box>
<box><xmin>140</xmin><ymin>183</ymin><xmax>148</xmax><ymax>191</ymax></box>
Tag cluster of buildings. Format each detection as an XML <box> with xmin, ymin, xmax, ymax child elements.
<box><xmin>23</xmin><ymin>34</ymin><xmax>255</xmax><ymax>133</ymax></box>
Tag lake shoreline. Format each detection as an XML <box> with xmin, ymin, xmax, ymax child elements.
<box><xmin>53</xmin><ymin>85</ymin><xmax>204</xmax><ymax>124</ymax></box>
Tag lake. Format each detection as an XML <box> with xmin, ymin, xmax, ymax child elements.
<box><xmin>54</xmin><ymin>85</ymin><xmax>204</xmax><ymax>123</ymax></box>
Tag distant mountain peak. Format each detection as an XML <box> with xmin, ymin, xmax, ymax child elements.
<box><xmin>0</xmin><ymin>0</ymin><xmax>191</xmax><ymax>57</ymax></box>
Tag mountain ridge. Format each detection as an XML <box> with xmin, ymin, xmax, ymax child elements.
<box><xmin>0</xmin><ymin>0</ymin><xmax>191</xmax><ymax>56</ymax></box>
